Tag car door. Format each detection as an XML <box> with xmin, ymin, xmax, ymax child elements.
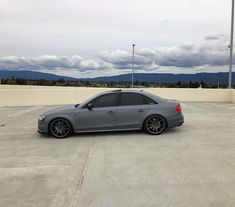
<box><xmin>78</xmin><ymin>93</ymin><xmax>118</xmax><ymax>131</ymax></box>
<box><xmin>116</xmin><ymin>93</ymin><xmax>152</xmax><ymax>129</ymax></box>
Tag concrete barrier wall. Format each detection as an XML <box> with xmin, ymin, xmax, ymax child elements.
<box><xmin>144</xmin><ymin>88</ymin><xmax>232</xmax><ymax>102</ymax></box>
<box><xmin>0</xmin><ymin>85</ymin><xmax>234</xmax><ymax>106</ymax></box>
<box><xmin>232</xmin><ymin>90</ymin><xmax>235</xmax><ymax>103</ymax></box>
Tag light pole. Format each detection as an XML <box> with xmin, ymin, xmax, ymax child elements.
<box><xmin>131</xmin><ymin>44</ymin><xmax>135</xmax><ymax>88</ymax></box>
<box><xmin>229</xmin><ymin>0</ymin><xmax>234</xmax><ymax>88</ymax></box>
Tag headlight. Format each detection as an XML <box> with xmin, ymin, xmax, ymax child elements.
<box><xmin>39</xmin><ymin>115</ymin><xmax>45</xmax><ymax>121</ymax></box>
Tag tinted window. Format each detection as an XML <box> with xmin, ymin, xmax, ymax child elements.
<box><xmin>119</xmin><ymin>93</ymin><xmax>143</xmax><ymax>106</ymax></box>
<box><xmin>90</xmin><ymin>94</ymin><xmax>118</xmax><ymax>108</ymax></box>
<box><xmin>119</xmin><ymin>93</ymin><xmax>157</xmax><ymax>106</ymax></box>
<box><xmin>143</xmin><ymin>95</ymin><xmax>157</xmax><ymax>105</ymax></box>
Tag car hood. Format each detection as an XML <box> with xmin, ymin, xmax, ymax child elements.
<box><xmin>43</xmin><ymin>105</ymin><xmax>76</xmax><ymax>116</ymax></box>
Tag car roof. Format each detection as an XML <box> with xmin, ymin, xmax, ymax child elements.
<box><xmin>91</xmin><ymin>89</ymin><xmax>143</xmax><ymax>96</ymax></box>
<box><xmin>102</xmin><ymin>89</ymin><xmax>165</xmax><ymax>101</ymax></box>
<box><xmin>106</xmin><ymin>89</ymin><xmax>144</xmax><ymax>94</ymax></box>
<box><xmin>78</xmin><ymin>89</ymin><xmax>165</xmax><ymax>108</ymax></box>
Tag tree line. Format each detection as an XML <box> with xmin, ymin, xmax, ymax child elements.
<box><xmin>0</xmin><ymin>77</ymin><xmax>230</xmax><ymax>88</ymax></box>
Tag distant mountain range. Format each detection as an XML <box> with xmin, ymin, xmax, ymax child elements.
<box><xmin>85</xmin><ymin>72</ymin><xmax>235</xmax><ymax>84</ymax></box>
<box><xmin>0</xmin><ymin>70</ymin><xmax>234</xmax><ymax>84</ymax></box>
<box><xmin>0</xmin><ymin>70</ymin><xmax>76</xmax><ymax>81</ymax></box>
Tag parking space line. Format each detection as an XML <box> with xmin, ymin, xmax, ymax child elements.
<box><xmin>7</xmin><ymin>106</ymin><xmax>43</xmax><ymax>117</ymax></box>
<box><xmin>3</xmin><ymin>125</ymin><xmax>35</xmax><ymax>129</ymax></box>
<box><xmin>0</xmin><ymin>108</ymin><xmax>8</xmax><ymax>110</ymax></box>
<box><xmin>207</xmin><ymin>103</ymin><xmax>235</xmax><ymax>110</ymax></box>
<box><xmin>0</xmin><ymin>132</ymin><xmax>35</xmax><ymax>135</ymax></box>
<box><xmin>207</xmin><ymin>103</ymin><xmax>224</xmax><ymax>108</ymax></box>
<box><xmin>181</xmin><ymin>103</ymin><xmax>203</xmax><ymax>111</ymax></box>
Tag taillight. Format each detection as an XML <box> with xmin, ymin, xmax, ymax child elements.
<box><xmin>176</xmin><ymin>105</ymin><xmax>182</xmax><ymax>112</ymax></box>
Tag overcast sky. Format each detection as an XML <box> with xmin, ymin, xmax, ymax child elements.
<box><xmin>0</xmin><ymin>0</ymin><xmax>233</xmax><ymax>78</ymax></box>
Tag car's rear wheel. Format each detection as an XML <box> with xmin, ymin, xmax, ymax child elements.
<box><xmin>49</xmin><ymin>118</ymin><xmax>72</xmax><ymax>138</ymax></box>
<box><xmin>144</xmin><ymin>115</ymin><xmax>167</xmax><ymax>135</ymax></box>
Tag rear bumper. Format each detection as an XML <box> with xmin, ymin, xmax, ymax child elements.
<box><xmin>167</xmin><ymin>114</ymin><xmax>184</xmax><ymax>128</ymax></box>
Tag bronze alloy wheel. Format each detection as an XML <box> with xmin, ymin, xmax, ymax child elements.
<box><xmin>49</xmin><ymin>118</ymin><xmax>72</xmax><ymax>138</ymax></box>
<box><xmin>144</xmin><ymin>115</ymin><xmax>166</xmax><ymax>135</ymax></box>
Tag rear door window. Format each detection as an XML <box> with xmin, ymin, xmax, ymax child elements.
<box><xmin>119</xmin><ymin>93</ymin><xmax>157</xmax><ymax>106</ymax></box>
<box><xmin>119</xmin><ymin>93</ymin><xmax>142</xmax><ymax>106</ymax></box>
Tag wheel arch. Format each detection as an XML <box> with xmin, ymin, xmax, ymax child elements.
<box><xmin>48</xmin><ymin>116</ymin><xmax>74</xmax><ymax>134</ymax></box>
<box><xmin>142</xmin><ymin>114</ymin><xmax>168</xmax><ymax>130</ymax></box>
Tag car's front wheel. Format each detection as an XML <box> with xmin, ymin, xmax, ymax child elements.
<box><xmin>49</xmin><ymin>118</ymin><xmax>72</xmax><ymax>138</ymax></box>
<box><xmin>144</xmin><ymin>115</ymin><xmax>167</xmax><ymax>135</ymax></box>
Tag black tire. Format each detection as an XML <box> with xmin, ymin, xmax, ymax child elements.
<box><xmin>143</xmin><ymin>115</ymin><xmax>167</xmax><ymax>135</ymax></box>
<box><xmin>49</xmin><ymin>118</ymin><xmax>72</xmax><ymax>138</ymax></box>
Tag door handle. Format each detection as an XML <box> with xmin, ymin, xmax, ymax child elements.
<box><xmin>107</xmin><ymin>110</ymin><xmax>114</xmax><ymax>114</ymax></box>
<box><xmin>138</xmin><ymin>109</ymin><xmax>144</xmax><ymax>113</ymax></box>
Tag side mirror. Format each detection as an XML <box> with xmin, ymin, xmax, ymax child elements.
<box><xmin>87</xmin><ymin>103</ymin><xmax>93</xmax><ymax>110</ymax></box>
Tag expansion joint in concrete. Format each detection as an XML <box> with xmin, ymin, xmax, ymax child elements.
<box><xmin>71</xmin><ymin>139</ymin><xmax>95</xmax><ymax>207</ymax></box>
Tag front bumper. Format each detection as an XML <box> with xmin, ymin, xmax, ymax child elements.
<box><xmin>38</xmin><ymin>120</ymin><xmax>49</xmax><ymax>134</ymax></box>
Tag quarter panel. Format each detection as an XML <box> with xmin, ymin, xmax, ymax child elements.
<box><xmin>144</xmin><ymin>102</ymin><xmax>183</xmax><ymax>127</ymax></box>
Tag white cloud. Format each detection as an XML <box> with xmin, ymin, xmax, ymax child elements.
<box><xmin>0</xmin><ymin>35</ymin><xmax>233</xmax><ymax>78</ymax></box>
<box><xmin>0</xmin><ymin>55</ymin><xmax>111</xmax><ymax>72</ymax></box>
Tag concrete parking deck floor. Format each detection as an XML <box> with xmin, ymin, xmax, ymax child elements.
<box><xmin>0</xmin><ymin>102</ymin><xmax>235</xmax><ymax>207</ymax></box>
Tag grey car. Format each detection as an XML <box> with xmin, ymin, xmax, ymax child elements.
<box><xmin>38</xmin><ymin>90</ymin><xmax>184</xmax><ymax>138</ymax></box>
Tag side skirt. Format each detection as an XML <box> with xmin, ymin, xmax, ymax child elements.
<box><xmin>74</xmin><ymin>128</ymin><xmax>141</xmax><ymax>133</ymax></box>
